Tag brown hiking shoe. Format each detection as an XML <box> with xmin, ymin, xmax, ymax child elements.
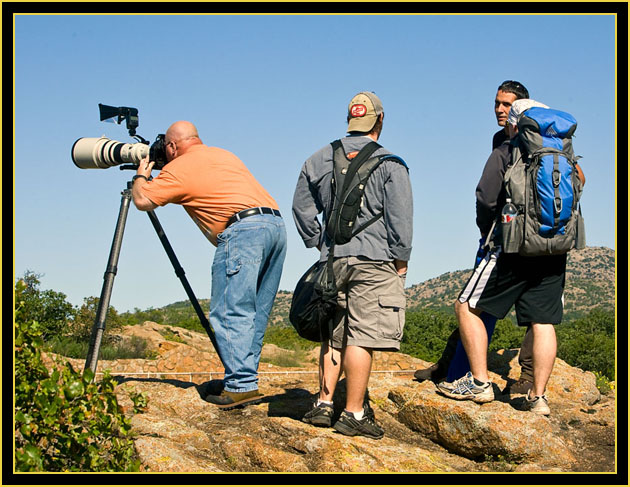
<box><xmin>204</xmin><ymin>389</ymin><xmax>264</xmax><ymax>410</ymax></box>
<box><xmin>413</xmin><ymin>363</ymin><xmax>447</xmax><ymax>383</ymax></box>
<box><xmin>502</xmin><ymin>377</ymin><xmax>534</xmax><ymax>395</ymax></box>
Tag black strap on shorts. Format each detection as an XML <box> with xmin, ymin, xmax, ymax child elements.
<box><xmin>226</xmin><ymin>207</ymin><xmax>282</xmax><ymax>228</ymax></box>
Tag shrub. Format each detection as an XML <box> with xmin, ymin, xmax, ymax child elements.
<box><xmin>556</xmin><ymin>309</ymin><xmax>615</xmax><ymax>380</ymax></box>
<box><xmin>593</xmin><ymin>371</ymin><xmax>614</xmax><ymax>395</ymax></box>
<box><xmin>46</xmin><ymin>335</ymin><xmax>154</xmax><ymax>361</ymax></box>
<box><xmin>70</xmin><ymin>296</ymin><xmax>123</xmax><ymax>342</ymax></box>
<box><xmin>15</xmin><ymin>271</ymin><xmax>75</xmax><ymax>340</ymax></box>
<box><xmin>488</xmin><ymin>317</ymin><xmax>526</xmax><ymax>352</ymax></box>
<box><xmin>14</xmin><ymin>290</ymin><xmax>141</xmax><ymax>471</ymax></box>
<box><xmin>263</xmin><ymin>324</ymin><xmax>319</xmax><ymax>351</ymax></box>
<box><xmin>400</xmin><ymin>309</ymin><xmax>459</xmax><ymax>362</ymax></box>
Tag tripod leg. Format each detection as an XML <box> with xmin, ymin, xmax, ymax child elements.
<box><xmin>146</xmin><ymin>210</ymin><xmax>224</xmax><ymax>365</ymax></box>
<box><xmin>84</xmin><ymin>186</ymin><xmax>132</xmax><ymax>375</ymax></box>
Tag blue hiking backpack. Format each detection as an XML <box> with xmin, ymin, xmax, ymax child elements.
<box><xmin>501</xmin><ymin>107</ymin><xmax>586</xmax><ymax>256</ymax></box>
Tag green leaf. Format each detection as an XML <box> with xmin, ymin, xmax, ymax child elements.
<box><xmin>64</xmin><ymin>380</ymin><xmax>84</xmax><ymax>400</ymax></box>
<box><xmin>17</xmin><ymin>444</ymin><xmax>43</xmax><ymax>471</ymax></box>
<box><xmin>82</xmin><ymin>367</ymin><xmax>95</xmax><ymax>383</ymax></box>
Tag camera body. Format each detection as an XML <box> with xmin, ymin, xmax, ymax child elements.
<box><xmin>149</xmin><ymin>134</ymin><xmax>167</xmax><ymax>168</ymax></box>
<box><xmin>71</xmin><ymin>104</ymin><xmax>167</xmax><ymax>171</ymax></box>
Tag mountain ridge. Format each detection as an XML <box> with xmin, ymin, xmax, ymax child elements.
<box><xmin>125</xmin><ymin>246</ymin><xmax>615</xmax><ymax>327</ymax></box>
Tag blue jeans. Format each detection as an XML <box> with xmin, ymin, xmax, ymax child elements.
<box><xmin>209</xmin><ymin>214</ymin><xmax>287</xmax><ymax>392</ymax></box>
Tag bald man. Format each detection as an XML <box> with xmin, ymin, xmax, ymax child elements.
<box><xmin>132</xmin><ymin>121</ymin><xmax>287</xmax><ymax>409</ymax></box>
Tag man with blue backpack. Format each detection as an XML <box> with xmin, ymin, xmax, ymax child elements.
<box><xmin>415</xmin><ymin>80</ymin><xmax>535</xmax><ymax>394</ymax></box>
<box><xmin>437</xmin><ymin>99</ymin><xmax>585</xmax><ymax>415</ymax></box>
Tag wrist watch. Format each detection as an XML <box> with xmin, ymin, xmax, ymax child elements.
<box><xmin>132</xmin><ymin>175</ymin><xmax>149</xmax><ymax>184</ymax></box>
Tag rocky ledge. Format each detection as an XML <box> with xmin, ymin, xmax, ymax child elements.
<box><xmin>60</xmin><ymin>322</ymin><xmax>616</xmax><ymax>473</ymax></box>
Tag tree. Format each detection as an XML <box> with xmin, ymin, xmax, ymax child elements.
<box><xmin>488</xmin><ymin>317</ymin><xmax>526</xmax><ymax>352</ymax></box>
<box><xmin>15</xmin><ymin>271</ymin><xmax>75</xmax><ymax>339</ymax></box>
<box><xmin>401</xmin><ymin>309</ymin><xmax>459</xmax><ymax>362</ymax></box>
<box><xmin>556</xmin><ymin>308</ymin><xmax>615</xmax><ymax>379</ymax></box>
<box><xmin>70</xmin><ymin>296</ymin><xmax>123</xmax><ymax>343</ymax></box>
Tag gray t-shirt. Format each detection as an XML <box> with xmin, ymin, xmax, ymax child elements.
<box><xmin>292</xmin><ymin>135</ymin><xmax>413</xmax><ymax>262</ymax></box>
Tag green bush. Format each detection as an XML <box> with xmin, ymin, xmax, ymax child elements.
<box><xmin>488</xmin><ymin>318</ymin><xmax>526</xmax><ymax>352</ymax></box>
<box><xmin>15</xmin><ymin>271</ymin><xmax>75</xmax><ymax>340</ymax></box>
<box><xmin>69</xmin><ymin>296</ymin><xmax>123</xmax><ymax>341</ymax></box>
<box><xmin>14</xmin><ymin>288</ymin><xmax>141</xmax><ymax>471</ymax></box>
<box><xmin>263</xmin><ymin>325</ymin><xmax>319</xmax><ymax>351</ymax></box>
<box><xmin>401</xmin><ymin>309</ymin><xmax>459</xmax><ymax>362</ymax></box>
<box><xmin>593</xmin><ymin>371</ymin><xmax>614</xmax><ymax>395</ymax></box>
<box><xmin>46</xmin><ymin>335</ymin><xmax>154</xmax><ymax>361</ymax></box>
<box><xmin>556</xmin><ymin>308</ymin><xmax>615</xmax><ymax>380</ymax></box>
<box><xmin>119</xmin><ymin>306</ymin><xmax>166</xmax><ymax>326</ymax></box>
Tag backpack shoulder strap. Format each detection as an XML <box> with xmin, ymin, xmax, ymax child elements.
<box><xmin>347</xmin><ymin>153</ymin><xmax>408</xmax><ymax>238</ymax></box>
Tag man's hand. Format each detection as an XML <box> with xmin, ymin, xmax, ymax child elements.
<box><xmin>131</xmin><ymin>156</ymin><xmax>157</xmax><ymax>211</ymax></box>
<box><xmin>394</xmin><ymin>259</ymin><xmax>407</xmax><ymax>276</ymax></box>
<box><xmin>576</xmin><ymin>163</ymin><xmax>586</xmax><ymax>186</ymax></box>
<box><xmin>137</xmin><ymin>156</ymin><xmax>155</xmax><ymax>178</ymax></box>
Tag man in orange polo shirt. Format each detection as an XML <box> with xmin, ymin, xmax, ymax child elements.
<box><xmin>132</xmin><ymin>121</ymin><xmax>287</xmax><ymax>409</ymax></box>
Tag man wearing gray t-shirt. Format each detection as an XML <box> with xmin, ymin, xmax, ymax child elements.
<box><xmin>292</xmin><ymin>91</ymin><xmax>413</xmax><ymax>439</ymax></box>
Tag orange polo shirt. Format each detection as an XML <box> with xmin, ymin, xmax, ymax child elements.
<box><xmin>141</xmin><ymin>144</ymin><xmax>278</xmax><ymax>245</ymax></box>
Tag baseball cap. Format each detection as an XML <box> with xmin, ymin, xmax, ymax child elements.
<box><xmin>507</xmin><ymin>99</ymin><xmax>549</xmax><ymax>126</ymax></box>
<box><xmin>347</xmin><ymin>91</ymin><xmax>383</xmax><ymax>133</ymax></box>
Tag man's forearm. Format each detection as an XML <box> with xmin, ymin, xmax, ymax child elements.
<box><xmin>132</xmin><ymin>157</ymin><xmax>157</xmax><ymax>211</ymax></box>
<box><xmin>132</xmin><ymin>178</ymin><xmax>157</xmax><ymax>211</ymax></box>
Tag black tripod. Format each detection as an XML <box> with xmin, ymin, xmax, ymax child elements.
<box><xmin>83</xmin><ymin>177</ymin><xmax>222</xmax><ymax>375</ymax></box>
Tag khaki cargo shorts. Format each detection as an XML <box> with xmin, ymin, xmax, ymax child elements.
<box><xmin>330</xmin><ymin>256</ymin><xmax>406</xmax><ymax>351</ymax></box>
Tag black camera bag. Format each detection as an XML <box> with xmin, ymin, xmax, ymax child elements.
<box><xmin>288</xmin><ymin>255</ymin><xmax>337</xmax><ymax>342</ymax></box>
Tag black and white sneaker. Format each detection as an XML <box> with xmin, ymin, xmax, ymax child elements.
<box><xmin>302</xmin><ymin>401</ymin><xmax>334</xmax><ymax>427</ymax></box>
<box><xmin>333</xmin><ymin>406</ymin><xmax>384</xmax><ymax>440</ymax></box>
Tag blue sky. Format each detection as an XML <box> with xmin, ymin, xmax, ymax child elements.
<box><xmin>13</xmin><ymin>12</ymin><xmax>617</xmax><ymax>313</ymax></box>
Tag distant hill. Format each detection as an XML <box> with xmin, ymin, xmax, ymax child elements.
<box><xmin>125</xmin><ymin>246</ymin><xmax>614</xmax><ymax>328</ymax></box>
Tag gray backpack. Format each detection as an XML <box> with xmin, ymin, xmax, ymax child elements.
<box><xmin>500</xmin><ymin>107</ymin><xmax>586</xmax><ymax>256</ymax></box>
<box><xmin>326</xmin><ymin>139</ymin><xmax>407</xmax><ymax>245</ymax></box>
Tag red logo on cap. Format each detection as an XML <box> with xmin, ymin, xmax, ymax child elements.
<box><xmin>350</xmin><ymin>104</ymin><xmax>367</xmax><ymax>117</ymax></box>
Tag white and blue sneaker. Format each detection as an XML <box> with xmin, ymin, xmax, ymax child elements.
<box><xmin>437</xmin><ymin>371</ymin><xmax>495</xmax><ymax>404</ymax></box>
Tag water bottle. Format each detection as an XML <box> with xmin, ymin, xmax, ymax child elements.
<box><xmin>501</xmin><ymin>198</ymin><xmax>518</xmax><ymax>223</ymax></box>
